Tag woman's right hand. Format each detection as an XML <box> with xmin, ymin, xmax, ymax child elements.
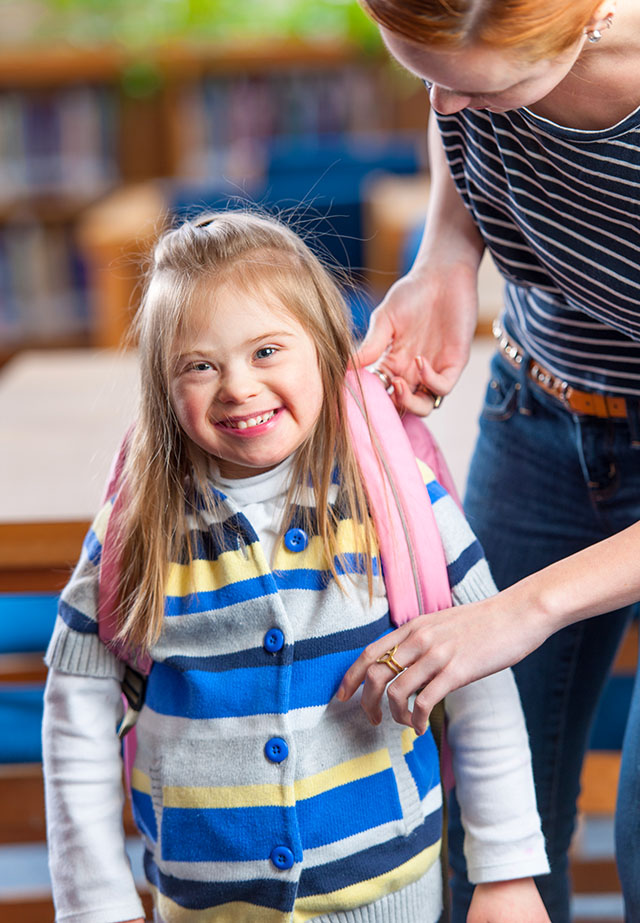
<box><xmin>355</xmin><ymin>258</ymin><xmax>480</xmax><ymax>415</ymax></box>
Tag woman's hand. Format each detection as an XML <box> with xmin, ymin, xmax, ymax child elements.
<box><xmin>355</xmin><ymin>259</ymin><xmax>479</xmax><ymax>415</ymax></box>
<box><xmin>336</xmin><ymin>592</ymin><xmax>550</xmax><ymax>735</ymax></box>
<box><xmin>339</xmin><ymin>520</ymin><xmax>640</xmax><ymax>732</ymax></box>
<box><xmin>467</xmin><ymin>879</ymin><xmax>551</xmax><ymax>922</ymax></box>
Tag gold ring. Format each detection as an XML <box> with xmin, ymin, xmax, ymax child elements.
<box><xmin>414</xmin><ymin>384</ymin><xmax>443</xmax><ymax>408</ymax></box>
<box><xmin>376</xmin><ymin>643</ymin><xmax>405</xmax><ymax>676</ymax></box>
<box><xmin>372</xmin><ymin>367</ymin><xmax>393</xmax><ymax>392</ymax></box>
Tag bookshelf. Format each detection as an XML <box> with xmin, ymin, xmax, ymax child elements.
<box><xmin>0</xmin><ymin>40</ymin><xmax>425</xmax><ymax>357</ymax></box>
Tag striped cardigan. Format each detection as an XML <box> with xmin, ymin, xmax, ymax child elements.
<box><xmin>45</xmin><ymin>462</ymin><xmax>546</xmax><ymax>923</ymax></box>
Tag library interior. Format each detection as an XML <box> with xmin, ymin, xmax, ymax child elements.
<box><xmin>0</xmin><ymin>2</ymin><xmax>633</xmax><ymax>921</ymax></box>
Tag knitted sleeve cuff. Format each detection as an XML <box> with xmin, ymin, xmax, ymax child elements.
<box><xmin>45</xmin><ymin>617</ymin><xmax>125</xmax><ymax>680</ymax></box>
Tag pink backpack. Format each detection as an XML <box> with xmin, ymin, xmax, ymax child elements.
<box><xmin>98</xmin><ymin>369</ymin><xmax>458</xmax><ymax>786</ymax></box>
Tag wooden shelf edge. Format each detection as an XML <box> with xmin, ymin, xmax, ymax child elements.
<box><xmin>0</xmin><ymin>520</ymin><xmax>89</xmax><ymax>570</ymax></box>
<box><xmin>0</xmin><ymin>38</ymin><xmax>379</xmax><ymax>88</ymax></box>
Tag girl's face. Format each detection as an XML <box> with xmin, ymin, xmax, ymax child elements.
<box><xmin>170</xmin><ymin>281</ymin><xmax>324</xmax><ymax>479</ymax></box>
<box><xmin>380</xmin><ymin>27</ymin><xmax>585</xmax><ymax>114</ymax></box>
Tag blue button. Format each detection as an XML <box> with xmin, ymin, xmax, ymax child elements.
<box><xmin>265</xmin><ymin>737</ymin><xmax>289</xmax><ymax>763</ymax></box>
<box><xmin>284</xmin><ymin>528</ymin><xmax>308</xmax><ymax>552</ymax></box>
<box><xmin>270</xmin><ymin>845</ymin><xmax>295</xmax><ymax>870</ymax></box>
<box><xmin>264</xmin><ymin>628</ymin><xmax>284</xmax><ymax>653</ymax></box>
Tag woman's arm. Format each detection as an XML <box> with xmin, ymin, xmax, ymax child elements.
<box><xmin>356</xmin><ymin>113</ymin><xmax>484</xmax><ymax>414</ymax></box>
<box><xmin>338</xmin><ymin>520</ymin><xmax>640</xmax><ymax>733</ymax></box>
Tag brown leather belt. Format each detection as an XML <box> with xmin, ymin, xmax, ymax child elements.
<box><xmin>492</xmin><ymin>319</ymin><xmax>629</xmax><ymax>419</ymax></box>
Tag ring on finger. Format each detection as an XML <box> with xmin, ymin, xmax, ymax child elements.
<box><xmin>376</xmin><ymin>643</ymin><xmax>406</xmax><ymax>676</ymax></box>
<box><xmin>414</xmin><ymin>383</ymin><xmax>443</xmax><ymax>408</ymax></box>
<box><xmin>372</xmin><ymin>367</ymin><xmax>393</xmax><ymax>392</ymax></box>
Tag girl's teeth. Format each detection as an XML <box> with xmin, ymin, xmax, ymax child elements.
<box><xmin>228</xmin><ymin>410</ymin><xmax>275</xmax><ymax>429</ymax></box>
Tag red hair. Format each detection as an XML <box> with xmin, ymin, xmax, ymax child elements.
<box><xmin>360</xmin><ymin>0</ymin><xmax>600</xmax><ymax>60</ymax></box>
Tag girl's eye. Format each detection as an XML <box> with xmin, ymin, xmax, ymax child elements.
<box><xmin>189</xmin><ymin>360</ymin><xmax>213</xmax><ymax>372</ymax></box>
<box><xmin>255</xmin><ymin>346</ymin><xmax>277</xmax><ymax>360</ymax></box>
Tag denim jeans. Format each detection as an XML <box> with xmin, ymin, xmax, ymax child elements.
<box><xmin>448</xmin><ymin>350</ymin><xmax>640</xmax><ymax>923</ymax></box>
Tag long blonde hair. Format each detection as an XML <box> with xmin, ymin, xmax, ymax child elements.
<box><xmin>360</xmin><ymin>0</ymin><xmax>601</xmax><ymax>60</ymax></box>
<box><xmin>113</xmin><ymin>211</ymin><xmax>376</xmax><ymax>653</ymax></box>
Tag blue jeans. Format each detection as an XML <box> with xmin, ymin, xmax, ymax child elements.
<box><xmin>448</xmin><ymin>351</ymin><xmax>640</xmax><ymax>923</ymax></box>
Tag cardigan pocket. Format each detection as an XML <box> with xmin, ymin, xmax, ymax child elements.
<box><xmin>387</xmin><ymin>723</ymin><xmax>442</xmax><ymax>837</ymax></box>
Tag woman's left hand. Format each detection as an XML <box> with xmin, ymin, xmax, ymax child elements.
<box><xmin>336</xmin><ymin>593</ymin><xmax>548</xmax><ymax>734</ymax></box>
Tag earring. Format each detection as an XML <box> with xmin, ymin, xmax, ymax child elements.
<box><xmin>586</xmin><ymin>12</ymin><xmax>614</xmax><ymax>43</ymax></box>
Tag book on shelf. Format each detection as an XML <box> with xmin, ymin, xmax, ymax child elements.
<box><xmin>0</xmin><ymin>222</ymin><xmax>88</xmax><ymax>346</ymax></box>
<box><xmin>175</xmin><ymin>64</ymin><xmax>389</xmax><ymax>182</ymax></box>
<box><xmin>0</xmin><ymin>86</ymin><xmax>119</xmax><ymax>202</ymax></box>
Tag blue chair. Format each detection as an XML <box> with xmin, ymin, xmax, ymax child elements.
<box><xmin>0</xmin><ymin>593</ymin><xmax>58</xmax><ymax>764</ymax></box>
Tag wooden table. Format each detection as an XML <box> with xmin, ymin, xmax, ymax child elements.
<box><xmin>0</xmin><ymin>349</ymin><xmax>139</xmax><ymax>591</ymax></box>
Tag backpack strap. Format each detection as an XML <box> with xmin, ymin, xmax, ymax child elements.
<box><xmin>402</xmin><ymin>413</ymin><xmax>462</xmax><ymax>510</ymax></box>
<box><xmin>97</xmin><ymin>427</ymin><xmax>152</xmax><ymax>676</ymax></box>
<box><xmin>97</xmin><ymin>428</ymin><xmax>150</xmax><ymax>791</ymax></box>
<box><xmin>345</xmin><ymin>369</ymin><xmax>455</xmax><ymax>812</ymax></box>
<box><xmin>344</xmin><ymin>369</ymin><xmax>453</xmax><ymax>623</ymax></box>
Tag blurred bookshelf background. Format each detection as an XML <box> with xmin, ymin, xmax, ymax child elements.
<box><xmin>0</xmin><ymin>0</ymin><xmax>435</xmax><ymax>359</ymax></box>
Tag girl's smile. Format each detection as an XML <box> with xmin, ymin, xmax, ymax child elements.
<box><xmin>215</xmin><ymin>407</ymin><xmax>281</xmax><ymax>432</ymax></box>
<box><xmin>170</xmin><ymin>283</ymin><xmax>324</xmax><ymax>478</ymax></box>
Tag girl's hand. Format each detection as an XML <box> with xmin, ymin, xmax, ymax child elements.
<box><xmin>355</xmin><ymin>260</ymin><xmax>479</xmax><ymax>416</ymax></box>
<box><xmin>467</xmin><ymin>879</ymin><xmax>551</xmax><ymax>922</ymax></box>
<box><xmin>336</xmin><ymin>593</ymin><xmax>549</xmax><ymax>734</ymax></box>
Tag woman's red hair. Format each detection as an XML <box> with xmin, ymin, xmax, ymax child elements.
<box><xmin>360</xmin><ymin>0</ymin><xmax>600</xmax><ymax>60</ymax></box>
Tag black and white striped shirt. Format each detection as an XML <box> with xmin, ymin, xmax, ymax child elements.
<box><xmin>437</xmin><ymin>105</ymin><xmax>640</xmax><ymax>396</ymax></box>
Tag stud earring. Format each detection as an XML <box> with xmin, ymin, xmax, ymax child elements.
<box><xmin>586</xmin><ymin>12</ymin><xmax>614</xmax><ymax>43</ymax></box>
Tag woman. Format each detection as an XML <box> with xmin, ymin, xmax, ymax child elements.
<box><xmin>341</xmin><ymin>1</ymin><xmax>640</xmax><ymax>920</ymax></box>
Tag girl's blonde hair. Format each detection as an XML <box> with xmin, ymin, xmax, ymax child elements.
<box><xmin>114</xmin><ymin>211</ymin><xmax>376</xmax><ymax>653</ymax></box>
<box><xmin>361</xmin><ymin>0</ymin><xmax>601</xmax><ymax>61</ymax></box>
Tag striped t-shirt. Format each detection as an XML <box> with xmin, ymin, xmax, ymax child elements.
<box><xmin>436</xmin><ymin>104</ymin><xmax>640</xmax><ymax>396</ymax></box>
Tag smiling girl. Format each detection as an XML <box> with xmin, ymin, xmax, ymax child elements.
<box><xmin>42</xmin><ymin>212</ymin><xmax>549</xmax><ymax>923</ymax></box>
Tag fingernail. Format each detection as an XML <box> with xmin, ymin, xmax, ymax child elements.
<box><xmin>415</xmin><ymin>355</ymin><xmax>424</xmax><ymax>371</ymax></box>
<box><xmin>336</xmin><ymin>685</ymin><xmax>346</xmax><ymax>701</ymax></box>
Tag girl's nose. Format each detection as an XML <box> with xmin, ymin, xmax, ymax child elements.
<box><xmin>429</xmin><ymin>84</ymin><xmax>471</xmax><ymax>115</ymax></box>
<box><xmin>217</xmin><ymin>367</ymin><xmax>258</xmax><ymax>404</ymax></box>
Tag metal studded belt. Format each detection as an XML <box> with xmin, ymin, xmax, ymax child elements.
<box><xmin>492</xmin><ymin>319</ymin><xmax>629</xmax><ymax>419</ymax></box>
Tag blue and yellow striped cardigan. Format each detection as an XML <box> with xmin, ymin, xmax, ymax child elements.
<box><xmin>47</xmin><ymin>464</ymin><xmax>492</xmax><ymax>923</ymax></box>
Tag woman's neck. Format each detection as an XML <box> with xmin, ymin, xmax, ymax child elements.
<box><xmin>528</xmin><ymin>1</ymin><xmax>640</xmax><ymax>129</ymax></box>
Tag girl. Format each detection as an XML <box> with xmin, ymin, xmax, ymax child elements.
<box><xmin>43</xmin><ymin>211</ymin><xmax>549</xmax><ymax>923</ymax></box>
<box><xmin>350</xmin><ymin>0</ymin><xmax>640</xmax><ymax>920</ymax></box>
